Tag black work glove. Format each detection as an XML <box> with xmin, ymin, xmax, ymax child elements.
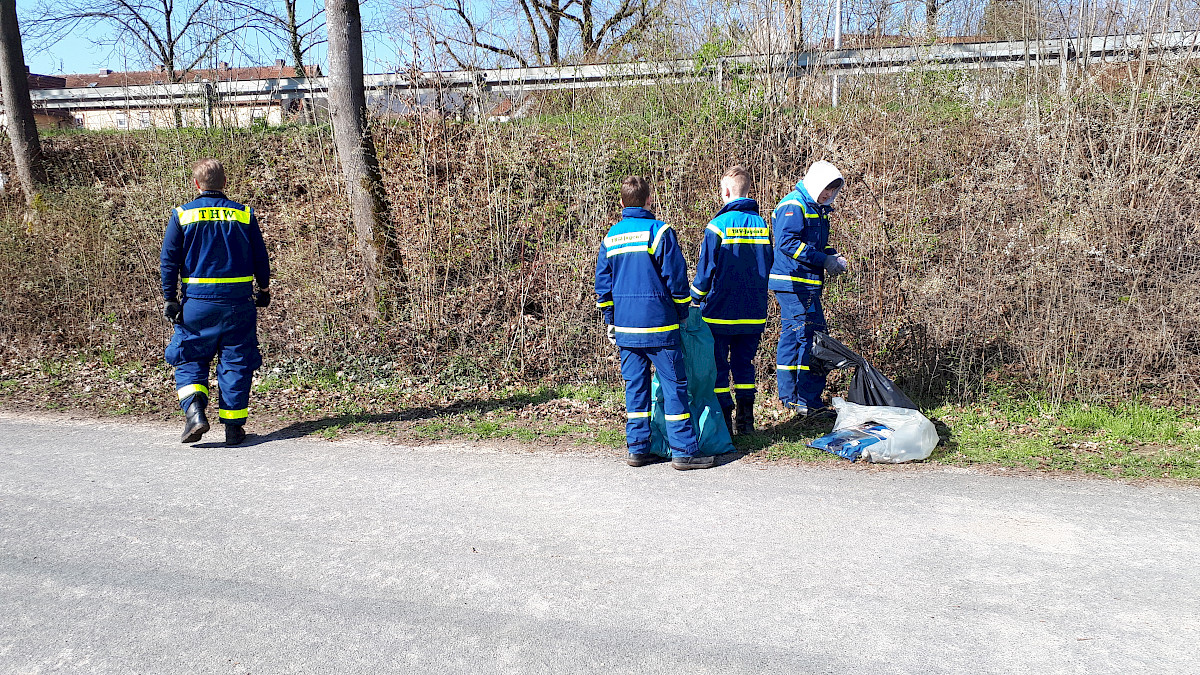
<box><xmin>164</xmin><ymin>300</ymin><xmax>182</xmax><ymax>324</ymax></box>
<box><xmin>255</xmin><ymin>288</ymin><xmax>271</xmax><ymax>308</ymax></box>
<box><xmin>822</xmin><ymin>255</ymin><xmax>848</xmax><ymax>276</ymax></box>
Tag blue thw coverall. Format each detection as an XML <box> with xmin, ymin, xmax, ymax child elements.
<box><xmin>768</xmin><ymin>164</ymin><xmax>843</xmax><ymax>411</ymax></box>
<box><xmin>160</xmin><ymin>191</ymin><xmax>270</xmax><ymax>426</ymax></box>
<box><xmin>689</xmin><ymin>198</ymin><xmax>773</xmax><ymax>411</ymax></box>
<box><xmin>595</xmin><ymin>207</ymin><xmax>701</xmax><ymax>458</ymax></box>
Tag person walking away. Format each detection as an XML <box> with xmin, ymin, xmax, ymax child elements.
<box><xmin>768</xmin><ymin>161</ymin><xmax>848</xmax><ymax>417</ymax></box>
<box><xmin>161</xmin><ymin>158</ymin><xmax>271</xmax><ymax>446</ymax></box>
<box><xmin>595</xmin><ymin>176</ymin><xmax>713</xmax><ymax>470</ymax></box>
<box><xmin>689</xmin><ymin>165</ymin><xmax>773</xmax><ymax>436</ymax></box>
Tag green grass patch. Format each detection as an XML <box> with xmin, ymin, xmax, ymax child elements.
<box><xmin>740</xmin><ymin>398</ymin><xmax>1200</xmax><ymax>480</ymax></box>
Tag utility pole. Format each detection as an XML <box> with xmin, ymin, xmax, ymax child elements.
<box><xmin>832</xmin><ymin>0</ymin><xmax>843</xmax><ymax>107</ymax></box>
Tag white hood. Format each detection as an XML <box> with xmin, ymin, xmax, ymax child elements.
<box><xmin>801</xmin><ymin>161</ymin><xmax>844</xmax><ymax>206</ymax></box>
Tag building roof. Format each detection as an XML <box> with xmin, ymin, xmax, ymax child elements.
<box><xmin>61</xmin><ymin>62</ymin><xmax>321</xmax><ymax>89</ymax></box>
<box><xmin>0</xmin><ymin>72</ymin><xmax>67</xmax><ymax>91</ymax></box>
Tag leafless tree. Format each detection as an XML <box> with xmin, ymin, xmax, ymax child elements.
<box><xmin>402</xmin><ymin>0</ymin><xmax>663</xmax><ymax>68</ymax></box>
<box><xmin>325</xmin><ymin>0</ymin><xmax>398</xmax><ymax>304</ymax></box>
<box><xmin>223</xmin><ymin>0</ymin><xmax>327</xmax><ymax>76</ymax></box>
<box><xmin>22</xmin><ymin>0</ymin><xmax>247</xmax><ymax>83</ymax></box>
<box><xmin>0</xmin><ymin>0</ymin><xmax>44</xmax><ymax>205</ymax></box>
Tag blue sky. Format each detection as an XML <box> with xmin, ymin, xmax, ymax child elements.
<box><xmin>15</xmin><ymin>0</ymin><xmax>403</xmax><ymax>76</ymax></box>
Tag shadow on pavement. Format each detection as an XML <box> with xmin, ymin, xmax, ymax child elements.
<box><xmin>189</xmin><ymin>388</ymin><xmax>579</xmax><ymax>446</ymax></box>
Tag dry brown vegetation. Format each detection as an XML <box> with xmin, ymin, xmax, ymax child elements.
<box><xmin>2</xmin><ymin>61</ymin><xmax>1199</xmax><ymax>405</ymax></box>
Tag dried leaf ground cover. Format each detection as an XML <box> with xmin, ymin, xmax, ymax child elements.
<box><xmin>3</xmin><ymin>356</ymin><xmax>1197</xmax><ymax>481</ymax></box>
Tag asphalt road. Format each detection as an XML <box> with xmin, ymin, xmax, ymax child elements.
<box><xmin>1</xmin><ymin>414</ymin><xmax>1198</xmax><ymax>674</ymax></box>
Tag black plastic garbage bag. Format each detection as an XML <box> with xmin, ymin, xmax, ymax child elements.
<box><xmin>811</xmin><ymin>332</ymin><xmax>917</xmax><ymax>409</ymax></box>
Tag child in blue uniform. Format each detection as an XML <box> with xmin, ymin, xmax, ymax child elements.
<box><xmin>689</xmin><ymin>165</ymin><xmax>773</xmax><ymax>436</ymax></box>
<box><xmin>768</xmin><ymin>161</ymin><xmax>848</xmax><ymax>416</ymax></box>
<box><xmin>595</xmin><ymin>176</ymin><xmax>712</xmax><ymax>470</ymax></box>
<box><xmin>160</xmin><ymin>159</ymin><xmax>270</xmax><ymax>446</ymax></box>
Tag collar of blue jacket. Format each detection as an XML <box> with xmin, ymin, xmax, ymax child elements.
<box><xmin>199</xmin><ymin>190</ymin><xmax>227</xmax><ymax>198</ymax></box>
<box><xmin>621</xmin><ymin>206</ymin><xmax>656</xmax><ymax>220</ymax></box>
<box><xmin>715</xmin><ymin>197</ymin><xmax>760</xmax><ymax>217</ymax></box>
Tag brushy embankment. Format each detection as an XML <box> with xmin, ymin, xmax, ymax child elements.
<box><xmin>2</xmin><ymin>66</ymin><xmax>1199</xmax><ymax>407</ymax></box>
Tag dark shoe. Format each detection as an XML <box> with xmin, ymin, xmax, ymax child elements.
<box><xmin>721</xmin><ymin>406</ymin><xmax>734</xmax><ymax>436</ymax></box>
<box><xmin>225</xmin><ymin>424</ymin><xmax>247</xmax><ymax>446</ymax></box>
<box><xmin>671</xmin><ymin>454</ymin><xmax>715</xmax><ymax>471</ymax></box>
<box><xmin>181</xmin><ymin>397</ymin><xmax>210</xmax><ymax>443</ymax></box>
<box><xmin>735</xmin><ymin>399</ymin><xmax>755</xmax><ymax>436</ymax></box>
<box><xmin>627</xmin><ymin>452</ymin><xmax>666</xmax><ymax>467</ymax></box>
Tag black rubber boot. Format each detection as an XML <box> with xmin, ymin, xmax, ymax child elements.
<box><xmin>181</xmin><ymin>396</ymin><xmax>210</xmax><ymax>443</ymax></box>
<box><xmin>721</xmin><ymin>405</ymin><xmax>735</xmax><ymax>436</ymax></box>
<box><xmin>735</xmin><ymin>397</ymin><xmax>755</xmax><ymax>436</ymax></box>
<box><xmin>671</xmin><ymin>454</ymin><xmax>715</xmax><ymax>471</ymax></box>
<box><xmin>225</xmin><ymin>424</ymin><xmax>247</xmax><ymax>446</ymax></box>
<box><xmin>627</xmin><ymin>452</ymin><xmax>667</xmax><ymax>467</ymax></box>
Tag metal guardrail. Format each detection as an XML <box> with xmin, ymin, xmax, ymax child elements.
<box><xmin>20</xmin><ymin>30</ymin><xmax>1200</xmax><ymax>111</ymax></box>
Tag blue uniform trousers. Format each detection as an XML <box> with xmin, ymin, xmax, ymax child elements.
<box><xmin>712</xmin><ymin>332</ymin><xmax>762</xmax><ymax>409</ymax></box>
<box><xmin>774</xmin><ymin>290</ymin><xmax>827</xmax><ymax>410</ymax></box>
<box><xmin>165</xmin><ymin>298</ymin><xmax>262</xmax><ymax>425</ymax></box>
<box><xmin>619</xmin><ymin>346</ymin><xmax>700</xmax><ymax>457</ymax></box>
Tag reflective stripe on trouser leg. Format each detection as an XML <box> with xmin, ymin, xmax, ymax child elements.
<box><xmin>175</xmin><ymin>382</ymin><xmax>210</xmax><ymax>411</ymax></box>
<box><xmin>619</xmin><ymin>348</ymin><xmax>653</xmax><ymax>451</ymax></box>
<box><xmin>712</xmin><ymin>333</ymin><xmax>734</xmax><ymax>409</ymax></box>
<box><xmin>645</xmin><ymin>346</ymin><xmax>700</xmax><ymax>457</ymax></box>
<box><xmin>215</xmin><ymin>301</ymin><xmax>262</xmax><ymax>426</ymax></box>
<box><xmin>173</xmin><ymin>361</ymin><xmax>212</xmax><ymax>412</ymax></box>
<box><xmin>729</xmin><ymin>332</ymin><xmax>761</xmax><ymax>402</ymax></box>
<box><xmin>774</xmin><ymin>290</ymin><xmax>827</xmax><ymax>409</ymax></box>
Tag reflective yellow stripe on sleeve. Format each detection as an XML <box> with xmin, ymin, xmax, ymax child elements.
<box><xmin>664</xmin><ymin>412</ymin><xmax>691</xmax><ymax>422</ymax></box>
<box><xmin>714</xmin><ymin>387</ymin><xmax>731</xmax><ymax>394</ymax></box>
<box><xmin>705</xmin><ymin>223</ymin><xmax>725</xmax><ymax>238</ymax></box>
<box><xmin>596</xmin><ymin>300</ymin><xmax>614</xmax><ymax>308</ymax></box>
<box><xmin>776</xmin><ymin>364</ymin><xmax>811</xmax><ymax>371</ymax></box>
<box><xmin>219</xmin><ymin>408</ymin><xmax>248</xmax><ymax>420</ymax></box>
<box><xmin>674</xmin><ymin>297</ymin><xmax>691</xmax><ymax>304</ymax></box>
<box><xmin>690</xmin><ymin>284</ymin><xmax>708</xmax><ymax>297</ymax></box>
<box><xmin>177</xmin><ymin>383</ymin><xmax>209</xmax><ymax>400</ymax></box>
<box><xmin>733</xmin><ymin>383</ymin><xmax>756</xmax><ymax>389</ymax></box>
<box><xmin>649</xmin><ymin>224</ymin><xmax>673</xmax><ymax>255</ymax></box>
<box><xmin>792</xmin><ymin>242</ymin><xmax>807</xmax><ymax>259</ymax></box>
<box><xmin>627</xmin><ymin>411</ymin><xmax>651</xmax><ymax>419</ymax></box>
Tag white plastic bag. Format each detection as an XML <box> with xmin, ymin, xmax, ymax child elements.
<box><xmin>830</xmin><ymin>397</ymin><xmax>939</xmax><ymax>463</ymax></box>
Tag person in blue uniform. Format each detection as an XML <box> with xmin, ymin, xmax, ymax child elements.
<box><xmin>768</xmin><ymin>161</ymin><xmax>848</xmax><ymax>417</ymax></box>
<box><xmin>689</xmin><ymin>165</ymin><xmax>773</xmax><ymax>436</ymax></box>
<box><xmin>160</xmin><ymin>159</ymin><xmax>270</xmax><ymax>446</ymax></box>
<box><xmin>595</xmin><ymin>176</ymin><xmax>712</xmax><ymax>470</ymax></box>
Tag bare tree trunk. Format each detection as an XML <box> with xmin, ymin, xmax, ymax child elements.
<box><xmin>0</xmin><ymin>0</ymin><xmax>44</xmax><ymax>205</ymax></box>
<box><xmin>925</xmin><ymin>0</ymin><xmax>939</xmax><ymax>34</ymax></box>
<box><xmin>325</xmin><ymin>0</ymin><xmax>397</xmax><ymax>307</ymax></box>
<box><xmin>287</xmin><ymin>0</ymin><xmax>307</xmax><ymax>77</ymax></box>
<box><xmin>783</xmin><ymin>0</ymin><xmax>803</xmax><ymax>52</ymax></box>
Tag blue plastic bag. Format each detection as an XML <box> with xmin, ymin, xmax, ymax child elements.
<box><xmin>648</xmin><ymin>307</ymin><xmax>736</xmax><ymax>458</ymax></box>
